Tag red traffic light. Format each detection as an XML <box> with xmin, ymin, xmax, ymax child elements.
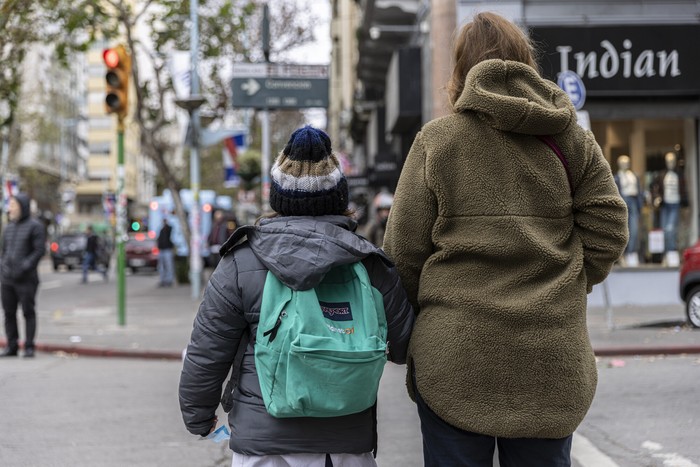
<box><xmin>103</xmin><ymin>48</ymin><xmax>120</xmax><ymax>68</ymax></box>
<box><xmin>102</xmin><ymin>45</ymin><xmax>131</xmax><ymax>117</ymax></box>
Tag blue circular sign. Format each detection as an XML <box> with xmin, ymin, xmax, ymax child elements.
<box><xmin>557</xmin><ymin>70</ymin><xmax>586</xmax><ymax>111</ymax></box>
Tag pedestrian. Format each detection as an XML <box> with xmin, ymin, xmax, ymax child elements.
<box><xmin>0</xmin><ymin>193</ymin><xmax>47</xmax><ymax>358</ymax></box>
<box><xmin>206</xmin><ymin>209</ymin><xmax>236</xmax><ymax>269</ymax></box>
<box><xmin>179</xmin><ymin>126</ymin><xmax>414</xmax><ymax>466</ymax></box>
<box><xmin>157</xmin><ymin>218</ymin><xmax>175</xmax><ymax>287</ymax></box>
<box><xmin>81</xmin><ymin>225</ymin><xmax>107</xmax><ymax>283</ymax></box>
<box><xmin>382</xmin><ymin>12</ymin><xmax>629</xmax><ymax>467</ymax></box>
<box><xmin>364</xmin><ymin>190</ymin><xmax>393</xmax><ymax>248</ymax></box>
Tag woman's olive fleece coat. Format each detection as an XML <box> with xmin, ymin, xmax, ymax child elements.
<box><xmin>383</xmin><ymin>59</ymin><xmax>629</xmax><ymax>439</ymax></box>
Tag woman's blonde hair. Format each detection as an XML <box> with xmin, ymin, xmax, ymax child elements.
<box><xmin>446</xmin><ymin>12</ymin><xmax>539</xmax><ymax>109</ymax></box>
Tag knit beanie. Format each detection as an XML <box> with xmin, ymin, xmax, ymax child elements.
<box><xmin>269</xmin><ymin>126</ymin><xmax>349</xmax><ymax>216</ymax></box>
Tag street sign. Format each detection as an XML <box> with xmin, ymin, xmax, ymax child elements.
<box><xmin>557</xmin><ymin>70</ymin><xmax>586</xmax><ymax>110</ymax></box>
<box><xmin>231</xmin><ymin>63</ymin><xmax>329</xmax><ymax>109</ymax></box>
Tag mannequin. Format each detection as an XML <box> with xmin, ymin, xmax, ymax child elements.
<box><xmin>652</xmin><ymin>152</ymin><xmax>686</xmax><ymax>266</ymax></box>
<box><xmin>614</xmin><ymin>155</ymin><xmax>642</xmax><ymax>266</ymax></box>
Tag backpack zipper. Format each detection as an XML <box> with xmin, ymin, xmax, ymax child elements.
<box><xmin>263</xmin><ymin>309</ymin><xmax>287</xmax><ymax>343</ymax></box>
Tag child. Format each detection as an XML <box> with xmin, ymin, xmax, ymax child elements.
<box><xmin>179</xmin><ymin>126</ymin><xmax>414</xmax><ymax>466</ymax></box>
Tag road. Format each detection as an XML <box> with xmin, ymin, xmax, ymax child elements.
<box><xmin>577</xmin><ymin>355</ymin><xmax>700</xmax><ymax>467</ymax></box>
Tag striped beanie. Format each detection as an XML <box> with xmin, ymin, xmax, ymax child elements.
<box><xmin>269</xmin><ymin>126</ymin><xmax>349</xmax><ymax>216</ymax></box>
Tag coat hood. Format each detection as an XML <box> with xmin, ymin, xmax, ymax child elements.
<box><xmin>13</xmin><ymin>193</ymin><xmax>31</xmax><ymax>222</ymax></box>
<box><xmin>454</xmin><ymin>59</ymin><xmax>576</xmax><ymax>135</ymax></box>
<box><xmin>224</xmin><ymin>215</ymin><xmax>389</xmax><ymax>290</ymax></box>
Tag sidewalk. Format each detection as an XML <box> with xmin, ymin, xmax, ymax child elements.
<box><xmin>3</xmin><ymin>269</ymin><xmax>197</xmax><ymax>360</ymax></box>
<box><xmin>587</xmin><ymin>303</ymin><xmax>700</xmax><ymax>355</ymax></box>
<box><xmin>1</xmin><ymin>268</ymin><xmax>699</xmax><ymax>359</ymax></box>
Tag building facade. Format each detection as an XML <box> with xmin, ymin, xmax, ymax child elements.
<box><xmin>11</xmin><ymin>43</ymin><xmax>89</xmax><ymax>232</ymax></box>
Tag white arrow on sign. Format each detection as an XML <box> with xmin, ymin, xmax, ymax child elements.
<box><xmin>241</xmin><ymin>78</ymin><xmax>261</xmax><ymax>96</ymax></box>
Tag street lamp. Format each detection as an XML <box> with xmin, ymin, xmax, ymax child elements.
<box><xmin>175</xmin><ymin>95</ymin><xmax>205</xmax><ymax>300</ymax></box>
<box><xmin>175</xmin><ymin>96</ymin><xmax>206</xmax><ymax>114</ymax></box>
<box><xmin>172</xmin><ymin>0</ymin><xmax>205</xmax><ymax>300</ymax></box>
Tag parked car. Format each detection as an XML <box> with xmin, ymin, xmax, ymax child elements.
<box><xmin>679</xmin><ymin>240</ymin><xmax>700</xmax><ymax>328</ymax></box>
<box><xmin>126</xmin><ymin>232</ymin><xmax>159</xmax><ymax>273</ymax></box>
<box><xmin>50</xmin><ymin>233</ymin><xmax>111</xmax><ymax>272</ymax></box>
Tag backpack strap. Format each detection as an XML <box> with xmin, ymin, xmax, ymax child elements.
<box><xmin>537</xmin><ymin>135</ymin><xmax>574</xmax><ymax>196</ymax></box>
<box><xmin>220</xmin><ymin>328</ymin><xmax>251</xmax><ymax>413</ymax></box>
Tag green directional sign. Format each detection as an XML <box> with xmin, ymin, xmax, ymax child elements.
<box><xmin>231</xmin><ymin>63</ymin><xmax>329</xmax><ymax>109</ymax></box>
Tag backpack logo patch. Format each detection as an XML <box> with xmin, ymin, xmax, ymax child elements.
<box><xmin>319</xmin><ymin>301</ymin><xmax>353</xmax><ymax>321</ymax></box>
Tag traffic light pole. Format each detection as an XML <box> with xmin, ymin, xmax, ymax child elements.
<box><xmin>116</xmin><ymin>119</ymin><xmax>126</xmax><ymax>325</ymax></box>
<box><xmin>103</xmin><ymin>44</ymin><xmax>130</xmax><ymax>324</ymax></box>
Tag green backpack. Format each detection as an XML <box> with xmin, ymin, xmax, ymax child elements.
<box><xmin>255</xmin><ymin>261</ymin><xmax>388</xmax><ymax>418</ymax></box>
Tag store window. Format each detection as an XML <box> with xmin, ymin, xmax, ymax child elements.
<box><xmin>590</xmin><ymin>118</ymin><xmax>693</xmax><ymax>267</ymax></box>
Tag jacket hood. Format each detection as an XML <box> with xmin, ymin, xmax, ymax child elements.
<box><xmin>13</xmin><ymin>193</ymin><xmax>31</xmax><ymax>221</ymax></box>
<box><xmin>454</xmin><ymin>59</ymin><xmax>576</xmax><ymax>135</ymax></box>
<box><xmin>230</xmin><ymin>215</ymin><xmax>389</xmax><ymax>290</ymax></box>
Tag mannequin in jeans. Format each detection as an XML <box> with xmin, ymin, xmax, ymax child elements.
<box><xmin>653</xmin><ymin>152</ymin><xmax>685</xmax><ymax>267</ymax></box>
<box><xmin>614</xmin><ymin>155</ymin><xmax>643</xmax><ymax>267</ymax></box>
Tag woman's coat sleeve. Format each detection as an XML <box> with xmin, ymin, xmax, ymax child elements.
<box><xmin>572</xmin><ymin>132</ymin><xmax>629</xmax><ymax>292</ymax></box>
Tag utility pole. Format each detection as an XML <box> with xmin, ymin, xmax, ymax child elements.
<box><xmin>175</xmin><ymin>0</ymin><xmax>208</xmax><ymax>300</ymax></box>
<box><xmin>189</xmin><ymin>0</ymin><xmax>203</xmax><ymax>300</ymax></box>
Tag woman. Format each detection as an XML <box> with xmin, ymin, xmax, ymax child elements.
<box><xmin>383</xmin><ymin>12</ymin><xmax>628</xmax><ymax>467</ymax></box>
<box><xmin>179</xmin><ymin>126</ymin><xmax>414</xmax><ymax>467</ymax></box>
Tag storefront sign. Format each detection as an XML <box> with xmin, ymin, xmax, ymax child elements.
<box><xmin>531</xmin><ymin>25</ymin><xmax>700</xmax><ymax>97</ymax></box>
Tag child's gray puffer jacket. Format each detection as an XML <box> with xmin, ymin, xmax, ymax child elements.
<box><xmin>179</xmin><ymin>215</ymin><xmax>414</xmax><ymax>456</ymax></box>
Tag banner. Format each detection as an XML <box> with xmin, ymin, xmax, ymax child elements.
<box><xmin>223</xmin><ymin>134</ymin><xmax>246</xmax><ymax>188</ymax></box>
<box><xmin>168</xmin><ymin>51</ymin><xmax>192</xmax><ymax>99</ymax></box>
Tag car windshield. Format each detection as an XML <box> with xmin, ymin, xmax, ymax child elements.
<box><xmin>58</xmin><ymin>235</ymin><xmax>86</xmax><ymax>248</ymax></box>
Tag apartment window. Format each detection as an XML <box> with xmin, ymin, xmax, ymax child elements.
<box><xmin>89</xmin><ymin>141</ymin><xmax>111</xmax><ymax>155</ymax></box>
<box><xmin>88</xmin><ymin>63</ymin><xmax>105</xmax><ymax>77</ymax></box>
<box><xmin>90</xmin><ymin>117</ymin><xmax>112</xmax><ymax>130</ymax></box>
<box><xmin>89</xmin><ymin>92</ymin><xmax>105</xmax><ymax>104</ymax></box>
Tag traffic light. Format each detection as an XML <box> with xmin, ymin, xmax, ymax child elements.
<box><xmin>103</xmin><ymin>45</ymin><xmax>131</xmax><ymax>117</ymax></box>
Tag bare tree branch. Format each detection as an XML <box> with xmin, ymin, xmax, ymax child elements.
<box><xmin>134</xmin><ymin>0</ymin><xmax>156</xmax><ymax>23</ymax></box>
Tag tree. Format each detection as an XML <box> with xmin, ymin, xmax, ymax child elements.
<box><xmin>237</xmin><ymin>149</ymin><xmax>261</xmax><ymax>192</ymax></box>
<box><xmin>2</xmin><ymin>0</ymin><xmax>320</xmax><ymax>245</ymax></box>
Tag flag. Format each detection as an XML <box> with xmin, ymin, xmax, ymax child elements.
<box><xmin>2</xmin><ymin>178</ymin><xmax>17</xmax><ymax>213</ymax></box>
<box><xmin>223</xmin><ymin>134</ymin><xmax>246</xmax><ymax>188</ymax></box>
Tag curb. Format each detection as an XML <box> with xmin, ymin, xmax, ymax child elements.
<box><xmin>1</xmin><ymin>340</ymin><xmax>182</xmax><ymax>361</ymax></box>
<box><xmin>3</xmin><ymin>340</ymin><xmax>700</xmax><ymax>360</ymax></box>
<box><xmin>593</xmin><ymin>345</ymin><xmax>700</xmax><ymax>356</ymax></box>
